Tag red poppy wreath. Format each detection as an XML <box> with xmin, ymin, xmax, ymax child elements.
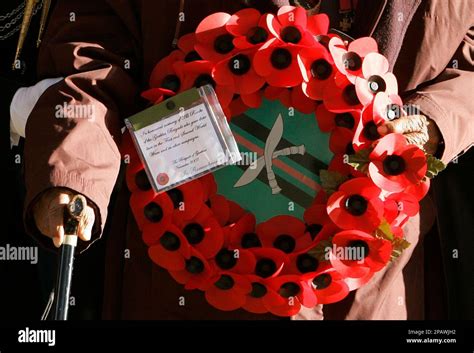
<box><xmin>121</xmin><ymin>6</ymin><xmax>445</xmax><ymax>316</ymax></box>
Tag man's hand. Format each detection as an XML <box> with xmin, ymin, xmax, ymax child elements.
<box><xmin>33</xmin><ymin>188</ymin><xmax>95</xmax><ymax>248</ymax></box>
<box><xmin>377</xmin><ymin>115</ymin><xmax>442</xmax><ymax>156</ymax></box>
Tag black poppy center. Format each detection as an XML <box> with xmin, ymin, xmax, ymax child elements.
<box><xmin>255</xmin><ymin>258</ymin><xmax>277</xmax><ymax>278</ymax></box>
<box><xmin>383</xmin><ymin>155</ymin><xmax>406</xmax><ymax>176</ymax></box>
<box><xmin>250</xmin><ymin>282</ymin><xmax>267</xmax><ymax>298</ymax></box>
<box><xmin>160</xmin><ymin>231</ymin><xmax>181</xmax><ymax>251</ymax></box>
<box><xmin>345</xmin><ymin>195</ymin><xmax>368</xmax><ymax>216</ymax></box>
<box><xmin>270</xmin><ymin>48</ymin><xmax>292</xmax><ymax>70</ymax></box>
<box><xmin>312</xmin><ymin>273</ymin><xmax>332</xmax><ymax>290</ymax></box>
<box><xmin>306</xmin><ymin>224</ymin><xmax>323</xmax><ymax>240</ymax></box>
<box><xmin>135</xmin><ymin>169</ymin><xmax>151</xmax><ymax>191</ymax></box>
<box><xmin>144</xmin><ymin>202</ymin><xmax>164</xmax><ymax>223</ymax></box>
<box><xmin>228</xmin><ymin>54</ymin><xmax>251</xmax><ymax>76</ymax></box>
<box><xmin>279</xmin><ymin>282</ymin><xmax>300</xmax><ymax>298</ymax></box>
<box><xmin>214</xmin><ymin>34</ymin><xmax>235</xmax><ymax>54</ymax></box>
<box><xmin>310</xmin><ymin>59</ymin><xmax>332</xmax><ymax>80</ymax></box>
<box><xmin>363</xmin><ymin>121</ymin><xmax>381</xmax><ymax>141</ymax></box>
<box><xmin>348</xmin><ymin>240</ymin><xmax>370</xmax><ymax>258</ymax></box>
<box><xmin>367</xmin><ymin>75</ymin><xmax>387</xmax><ymax>94</ymax></box>
<box><xmin>247</xmin><ymin>26</ymin><xmax>268</xmax><ymax>44</ymax></box>
<box><xmin>215</xmin><ymin>248</ymin><xmax>237</xmax><ymax>270</ymax></box>
<box><xmin>185</xmin><ymin>256</ymin><xmax>205</xmax><ymax>274</ymax></box>
<box><xmin>335</xmin><ymin>113</ymin><xmax>355</xmax><ymax>129</ymax></box>
<box><xmin>316</xmin><ymin>34</ymin><xmax>330</xmax><ymax>49</ymax></box>
<box><xmin>342</xmin><ymin>52</ymin><xmax>362</xmax><ymax>71</ymax></box>
<box><xmin>161</xmin><ymin>74</ymin><xmax>181</xmax><ymax>92</ymax></box>
<box><xmin>194</xmin><ymin>74</ymin><xmax>216</xmax><ymax>88</ymax></box>
<box><xmin>241</xmin><ymin>232</ymin><xmax>262</xmax><ymax>248</ymax></box>
<box><xmin>273</xmin><ymin>234</ymin><xmax>296</xmax><ymax>254</ymax></box>
<box><xmin>184</xmin><ymin>50</ymin><xmax>202</xmax><ymax>62</ymax></box>
<box><xmin>167</xmin><ymin>188</ymin><xmax>184</xmax><ymax>209</ymax></box>
<box><xmin>281</xmin><ymin>26</ymin><xmax>302</xmax><ymax>44</ymax></box>
<box><xmin>183</xmin><ymin>223</ymin><xmax>205</xmax><ymax>244</ymax></box>
<box><xmin>214</xmin><ymin>274</ymin><xmax>235</xmax><ymax>290</ymax></box>
<box><xmin>345</xmin><ymin>142</ymin><xmax>355</xmax><ymax>155</ymax></box>
<box><xmin>342</xmin><ymin>84</ymin><xmax>360</xmax><ymax>106</ymax></box>
<box><xmin>386</xmin><ymin>104</ymin><xmax>401</xmax><ymax>121</ymax></box>
<box><xmin>296</xmin><ymin>254</ymin><xmax>319</xmax><ymax>273</ymax></box>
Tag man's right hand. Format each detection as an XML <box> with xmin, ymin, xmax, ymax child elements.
<box><xmin>33</xmin><ymin>188</ymin><xmax>95</xmax><ymax>248</ymax></box>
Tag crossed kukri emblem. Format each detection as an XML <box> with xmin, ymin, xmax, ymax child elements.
<box><xmin>234</xmin><ymin>114</ymin><xmax>305</xmax><ymax>194</ymax></box>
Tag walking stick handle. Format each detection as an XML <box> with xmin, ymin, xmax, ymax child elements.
<box><xmin>53</xmin><ymin>195</ymin><xmax>86</xmax><ymax>320</ymax></box>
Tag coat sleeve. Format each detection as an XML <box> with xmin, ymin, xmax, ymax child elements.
<box><xmin>405</xmin><ymin>27</ymin><xmax>474</xmax><ymax>164</ymax></box>
<box><xmin>23</xmin><ymin>1</ymin><xmax>141</xmax><ymax>251</ymax></box>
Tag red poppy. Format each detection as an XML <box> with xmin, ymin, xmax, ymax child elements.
<box><xmin>174</xmin><ymin>60</ymin><xmax>234</xmax><ymax>108</ymax></box>
<box><xmin>125</xmin><ymin>157</ymin><xmax>148</xmax><ymax>193</ymax></box>
<box><xmin>264</xmin><ymin>85</ymin><xmax>291</xmax><ymax>106</ymax></box>
<box><xmin>223</xmin><ymin>95</ymin><xmax>250</xmax><ymax>120</ymax></box>
<box><xmin>204</xmin><ymin>272</ymin><xmax>252</xmax><ymax>311</ymax></box>
<box><xmin>303</xmin><ymin>265</ymin><xmax>350</xmax><ymax>304</ymax></box>
<box><xmin>174</xmin><ymin>205</ymin><xmax>224</xmax><ymax>259</ymax></box>
<box><xmin>328</xmin><ymin>153</ymin><xmax>366</xmax><ymax>178</ymax></box>
<box><xmin>323</xmin><ymin>75</ymin><xmax>363</xmax><ymax>113</ymax></box>
<box><xmin>369</xmin><ymin>133</ymin><xmax>427</xmax><ymax>192</ymax></box>
<box><xmin>177</xmin><ymin>33</ymin><xmax>203</xmax><ymax>62</ymax></box>
<box><xmin>199</xmin><ymin>173</ymin><xmax>218</xmax><ymax>200</ymax></box>
<box><xmin>241</xmin><ymin>90</ymin><xmax>263</xmax><ymax>108</ymax></box>
<box><xmin>253</xmin><ymin>38</ymin><xmax>304</xmax><ymax>87</ymax></box>
<box><xmin>257</xmin><ymin>215</ymin><xmax>313</xmax><ymax>255</ymax></box>
<box><xmin>327</xmin><ymin>177</ymin><xmax>384</xmax><ymax>232</ymax></box>
<box><xmin>353</xmin><ymin>92</ymin><xmax>403</xmax><ymax>151</ymax></box>
<box><xmin>303</xmin><ymin>203</ymin><xmax>339</xmax><ymax>243</ymax></box>
<box><xmin>129</xmin><ymin>189</ymin><xmax>174</xmax><ymax>231</ymax></box>
<box><xmin>227</xmin><ymin>199</ymin><xmax>246</xmax><ymax>225</ymax></box>
<box><xmin>168</xmin><ymin>179</ymin><xmax>205</xmax><ymax>221</ymax></box>
<box><xmin>169</xmin><ymin>248</ymin><xmax>214</xmax><ymax>290</ymax></box>
<box><xmin>267</xmin><ymin>6</ymin><xmax>321</xmax><ymax>48</ymax></box>
<box><xmin>266</xmin><ymin>275</ymin><xmax>318</xmax><ymax>316</ymax></box>
<box><xmin>329</xmin><ymin>127</ymin><xmax>356</xmax><ymax>155</ymax></box>
<box><xmin>298</xmin><ymin>44</ymin><xmax>336</xmax><ymax>100</ymax></box>
<box><xmin>383</xmin><ymin>192</ymin><xmax>420</xmax><ymax>228</ymax></box>
<box><xmin>405</xmin><ymin>178</ymin><xmax>430</xmax><ymax>201</ymax></box>
<box><xmin>147</xmin><ymin>224</ymin><xmax>191</xmax><ymax>271</ymax></box>
<box><xmin>329</xmin><ymin>36</ymin><xmax>378</xmax><ymax>83</ymax></box>
<box><xmin>149</xmin><ymin>50</ymin><xmax>185</xmax><ymax>89</ymax></box>
<box><xmin>355</xmin><ymin>53</ymin><xmax>398</xmax><ymax>105</ymax></box>
<box><xmin>264</xmin><ymin>85</ymin><xmax>317</xmax><ymax>114</ymax></box>
<box><xmin>283</xmin><ymin>252</ymin><xmax>320</xmax><ymax>276</ymax></box>
<box><xmin>226</xmin><ymin>212</ymin><xmax>260</xmax><ymax>249</ymax></box>
<box><xmin>250</xmin><ymin>248</ymin><xmax>289</xmax><ymax>279</ymax></box>
<box><xmin>208</xmin><ymin>194</ymin><xmax>230</xmax><ymax>226</ymax></box>
<box><xmin>331</xmin><ymin>230</ymin><xmax>392</xmax><ymax>272</ymax></box>
<box><xmin>141</xmin><ymin>87</ymin><xmax>176</xmax><ymax>105</ymax></box>
<box><xmin>195</xmin><ymin>12</ymin><xmax>237</xmax><ymax>63</ymax></box>
<box><xmin>316</xmin><ymin>103</ymin><xmax>360</xmax><ymax>133</ymax></box>
<box><xmin>242</xmin><ymin>275</ymin><xmax>279</xmax><ymax>314</ymax></box>
<box><xmin>226</xmin><ymin>9</ymin><xmax>272</xmax><ymax>50</ymax></box>
<box><xmin>213</xmin><ymin>50</ymin><xmax>266</xmax><ymax>95</ymax></box>
<box><xmin>210</xmin><ymin>247</ymin><xmax>256</xmax><ymax>274</ymax></box>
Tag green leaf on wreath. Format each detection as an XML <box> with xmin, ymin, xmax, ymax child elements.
<box><xmin>347</xmin><ymin>148</ymin><xmax>371</xmax><ymax>173</ymax></box>
<box><xmin>425</xmin><ymin>154</ymin><xmax>446</xmax><ymax>179</ymax></box>
<box><xmin>319</xmin><ymin>170</ymin><xmax>349</xmax><ymax>196</ymax></box>
<box><xmin>391</xmin><ymin>237</ymin><xmax>411</xmax><ymax>260</ymax></box>
<box><xmin>376</xmin><ymin>220</ymin><xmax>394</xmax><ymax>241</ymax></box>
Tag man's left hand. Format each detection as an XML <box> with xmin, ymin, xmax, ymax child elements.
<box><xmin>377</xmin><ymin>115</ymin><xmax>442</xmax><ymax>156</ymax></box>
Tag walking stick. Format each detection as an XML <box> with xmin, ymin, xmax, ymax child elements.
<box><xmin>52</xmin><ymin>195</ymin><xmax>87</xmax><ymax>320</ymax></box>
